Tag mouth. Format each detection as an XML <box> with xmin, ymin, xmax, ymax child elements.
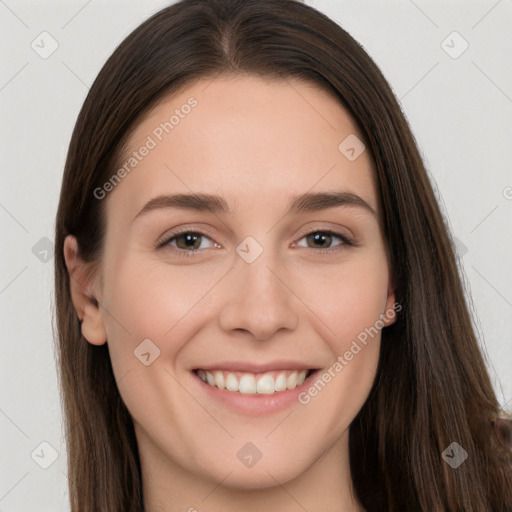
<box><xmin>192</xmin><ymin>368</ymin><xmax>318</xmax><ymax>395</ymax></box>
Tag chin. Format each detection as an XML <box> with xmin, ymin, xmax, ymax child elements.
<box><xmin>206</xmin><ymin>463</ymin><xmax>303</xmax><ymax>491</ymax></box>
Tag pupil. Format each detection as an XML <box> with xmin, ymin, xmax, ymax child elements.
<box><xmin>311</xmin><ymin>232</ymin><xmax>329</xmax><ymax>248</ymax></box>
<box><xmin>180</xmin><ymin>233</ymin><xmax>200</xmax><ymax>249</ymax></box>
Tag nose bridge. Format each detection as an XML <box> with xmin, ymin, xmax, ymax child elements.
<box><xmin>218</xmin><ymin>238</ymin><xmax>298</xmax><ymax>339</ymax></box>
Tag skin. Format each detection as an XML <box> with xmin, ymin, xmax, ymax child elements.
<box><xmin>64</xmin><ymin>74</ymin><xmax>396</xmax><ymax>512</ymax></box>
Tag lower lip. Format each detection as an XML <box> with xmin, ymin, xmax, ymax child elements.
<box><xmin>190</xmin><ymin>370</ymin><xmax>319</xmax><ymax>417</ymax></box>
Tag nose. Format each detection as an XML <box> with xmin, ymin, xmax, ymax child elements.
<box><xmin>219</xmin><ymin>250</ymin><xmax>298</xmax><ymax>341</ymax></box>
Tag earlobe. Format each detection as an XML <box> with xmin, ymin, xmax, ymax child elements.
<box><xmin>382</xmin><ymin>284</ymin><xmax>398</xmax><ymax>327</ymax></box>
<box><xmin>80</xmin><ymin>302</ymin><xmax>108</xmax><ymax>346</ymax></box>
<box><xmin>63</xmin><ymin>235</ymin><xmax>107</xmax><ymax>346</ymax></box>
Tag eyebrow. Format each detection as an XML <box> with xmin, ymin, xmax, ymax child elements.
<box><xmin>132</xmin><ymin>190</ymin><xmax>376</xmax><ymax>222</ymax></box>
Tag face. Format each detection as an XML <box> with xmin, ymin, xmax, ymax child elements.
<box><xmin>66</xmin><ymin>74</ymin><xmax>396</xmax><ymax>492</ymax></box>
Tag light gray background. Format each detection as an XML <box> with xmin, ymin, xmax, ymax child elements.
<box><xmin>1</xmin><ymin>0</ymin><xmax>511</xmax><ymax>510</ymax></box>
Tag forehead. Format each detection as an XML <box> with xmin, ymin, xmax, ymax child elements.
<box><xmin>106</xmin><ymin>74</ymin><xmax>377</xmax><ymax>224</ymax></box>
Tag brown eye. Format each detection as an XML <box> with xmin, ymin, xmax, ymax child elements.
<box><xmin>307</xmin><ymin>232</ymin><xmax>335</xmax><ymax>249</ymax></box>
<box><xmin>157</xmin><ymin>230</ymin><xmax>217</xmax><ymax>254</ymax></box>
<box><xmin>174</xmin><ymin>232</ymin><xmax>204</xmax><ymax>250</ymax></box>
<box><xmin>297</xmin><ymin>230</ymin><xmax>354</xmax><ymax>251</ymax></box>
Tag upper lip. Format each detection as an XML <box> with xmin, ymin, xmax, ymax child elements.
<box><xmin>192</xmin><ymin>361</ymin><xmax>320</xmax><ymax>373</ymax></box>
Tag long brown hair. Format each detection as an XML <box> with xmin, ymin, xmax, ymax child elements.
<box><xmin>53</xmin><ymin>0</ymin><xmax>512</xmax><ymax>510</ymax></box>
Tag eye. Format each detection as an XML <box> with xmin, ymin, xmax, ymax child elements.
<box><xmin>295</xmin><ymin>230</ymin><xmax>355</xmax><ymax>252</ymax></box>
<box><xmin>156</xmin><ymin>230</ymin><xmax>219</xmax><ymax>256</ymax></box>
<box><xmin>156</xmin><ymin>228</ymin><xmax>356</xmax><ymax>257</ymax></box>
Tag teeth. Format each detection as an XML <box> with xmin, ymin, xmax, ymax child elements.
<box><xmin>239</xmin><ymin>374</ymin><xmax>257</xmax><ymax>394</ymax></box>
<box><xmin>213</xmin><ymin>371</ymin><xmax>225</xmax><ymax>389</ymax></box>
<box><xmin>275</xmin><ymin>372</ymin><xmax>287</xmax><ymax>392</ymax></box>
<box><xmin>197</xmin><ymin>369</ymin><xmax>310</xmax><ymax>394</ymax></box>
<box><xmin>256</xmin><ymin>374</ymin><xmax>274</xmax><ymax>394</ymax></box>
<box><xmin>298</xmin><ymin>370</ymin><xmax>308</xmax><ymax>385</ymax></box>
<box><xmin>287</xmin><ymin>372</ymin><xmax>297</xmax><ymax>389</ymax></box>
<box><xmin>225</xmin><ymin>373</ymin><xmax>239</xmax><ymax>392</ymax></box>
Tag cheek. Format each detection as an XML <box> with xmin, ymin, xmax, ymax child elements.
<box><xmin>100</xmin><ymin>253</ymin><xmax>223</xmax><ymax>375</ymax></box>
<box><xmin>294</xmin><ymin>262</ymin><xmax>387</xmax><ymax>431</ymax></box>
<box><xmin>298</xmin><ymin>253</ymin><xmax>390</xmax><ymax>353</ymax></box>
<box><xmin>97</xmin><ymin>255</ymin><xmax>224</xmax><ymax>450</ymax></box>
<box><xmin>294</xmin><ymin>255</ymin><xmax>388</xmax><ymax>412</ymax></box>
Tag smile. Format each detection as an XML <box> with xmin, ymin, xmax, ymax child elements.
<box><xmin>194</xmin><ymin>369</ymin><xmax>315</xmax><ymax>395</ymax></box>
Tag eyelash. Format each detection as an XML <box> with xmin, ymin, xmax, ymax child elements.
<box><xmin>155</xmin><ymin>227</ymin><xmax>357</xmax><ymax>257</ymax></box>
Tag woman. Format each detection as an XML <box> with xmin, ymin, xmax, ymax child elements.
<box><xmin>54</xmin><ymin>0</ymin><xmax>512</xmax><ymax>510</ymax></box>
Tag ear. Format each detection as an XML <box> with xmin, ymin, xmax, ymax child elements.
<box><xmin>63</xmin><ymin>235</ymin><xmax>107</xmax><ymax>346</ymax></box>
<box><xmin>382</xmin><ymin>276</ymin><xmax>398</xmax><ymax>327</ymax></box>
